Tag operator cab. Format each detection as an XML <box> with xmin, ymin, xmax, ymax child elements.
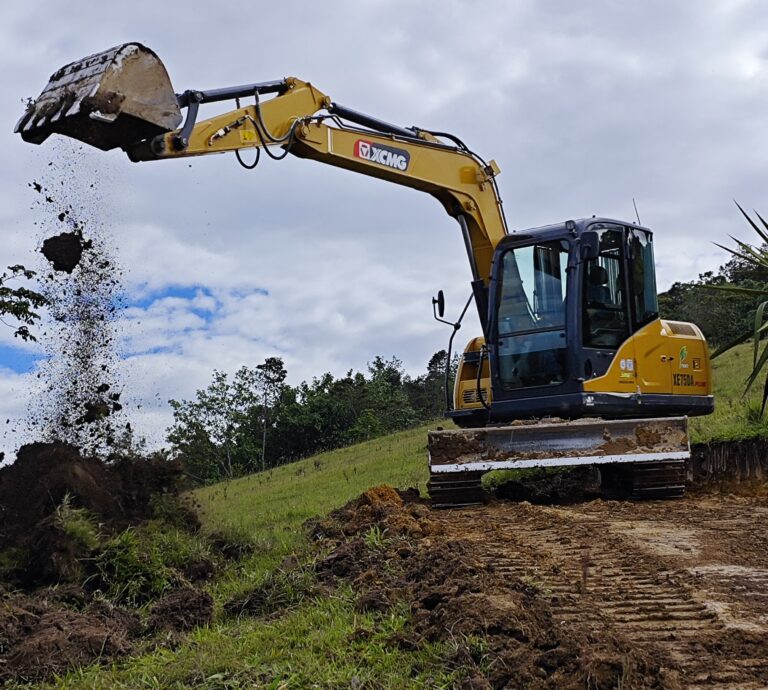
<box><xmin>448</xmin><ymin>217</ymin><xmax>714</xmax><ymax>427</ymax></box>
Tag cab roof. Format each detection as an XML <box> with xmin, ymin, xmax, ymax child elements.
<box><xmin>497</xmin><ymin>217</ymin><xmax>652</xmax><ymax>250</ymax></box>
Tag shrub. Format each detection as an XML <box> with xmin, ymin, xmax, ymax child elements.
<box><xmin>93</xmin><ymin>528</ymin><xmax>174</xmax><ymax>606</ymax></box>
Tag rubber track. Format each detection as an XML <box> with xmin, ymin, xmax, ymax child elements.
<box><xmin>428</xmin><ymin>471</ymin><xmax>485</xmax><ymax>508</ymax></box>
<box><xmin>631</xmin><ymin>459</ymin><xmax>687</xmax><ymax>500</ymax></box>
<box><xmin>430</xmin><ymin>458</ymin><xmax>687</xmax><ymax>507</ymax></box>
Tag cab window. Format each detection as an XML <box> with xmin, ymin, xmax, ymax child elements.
<box><xmin>629</xmin><ymin>229</ymin><xmax>659</xmax><ymax>327</ymax></box>
<box><xmin>496</xmin><ymin>240</ymin><xmax>568</xmax><ymax>389</ymax></box>
<box><xmin>582</xmin><ymin>228</ymin><xmax>629</xmax><ymax>349</ymax></box>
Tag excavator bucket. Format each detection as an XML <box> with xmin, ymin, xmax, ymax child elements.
<box><xmin>15</xmin><ymin>43</ymin><xmax>182</xmax><ymax>151</ymax></box>
<box><xmin>428</xmin><ymin>417</ymin><xmax>691</xmax><ymax>506</ymax></box>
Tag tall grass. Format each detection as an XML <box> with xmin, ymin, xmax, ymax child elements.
<box><xmin>690</xmin><ymin>342</ymin><xmax>768</xmax><ymax>442</ymax></box>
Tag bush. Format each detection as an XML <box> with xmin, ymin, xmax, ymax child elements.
<box><xmin>93</xmin><ymin>528</ymin><xmax>175</xmax><ymax>606</ymax></box>
<box><xmin>54</xmin><ymin>492</ymin><xmax>100</xmax><ymax>552</ymax></box>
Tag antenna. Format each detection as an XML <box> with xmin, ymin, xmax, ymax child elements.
<box><xmin>632</xmin><ymin>198</ymin><xmax>642</xmax><ymax>225</ymax></box>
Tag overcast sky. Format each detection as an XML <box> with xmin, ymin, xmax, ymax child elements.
<box><xmin>1</xmin><ymin>0</ymin><xmax>766</xmax><ymax>456</ymax></box>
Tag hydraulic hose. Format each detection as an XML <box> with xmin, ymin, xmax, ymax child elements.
<box><xmin>476</xmin><ymin>345</ymin><xmax>491</xmax><ymax>410</ymax></box>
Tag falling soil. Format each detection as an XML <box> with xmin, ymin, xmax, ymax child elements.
<box><xmin>26</xmin><ymin>145</ymin><xmax>127</xmax><ymax>456</ymax></box>
<box><xmin>309</xmin><ymin>485</ymin><xmax>768</xmax><ymax>689</ymax></box>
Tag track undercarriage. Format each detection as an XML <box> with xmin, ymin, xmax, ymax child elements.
<box><xmin>428</xmin><ymin>417</ymin><xmax>690</xmax><ymax>507</ymax></box>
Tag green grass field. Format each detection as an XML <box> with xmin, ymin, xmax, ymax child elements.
<box><xmin>42</xmin><ymin>343</ymin><xmax>766</xmax><ymax>688</ymax></box>
<box><xmin>690</xmin><ymin>342</ymin><xmax>768</xmax><ymax>442</ymax></box>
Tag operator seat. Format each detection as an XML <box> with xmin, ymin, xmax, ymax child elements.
<box><xmin>584</xmin><ymin>264</ymin><xmax>626</xmax><ymax>348</ymax></box>
<box><xmin>587</xmin><ymin>265</ymin><xmax>611</xmax><ymax>306</ymax></box>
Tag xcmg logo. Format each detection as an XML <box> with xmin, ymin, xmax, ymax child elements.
<box><xmin>354</xmin><ymin>140</ymin><xmax>410</xmax><ymax>171</ymax></box>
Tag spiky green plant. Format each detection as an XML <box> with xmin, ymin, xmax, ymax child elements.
<box><xmin>709</xmin><ymin>202</ymin><xmax>768</xmax><ymax>412</ymax></box>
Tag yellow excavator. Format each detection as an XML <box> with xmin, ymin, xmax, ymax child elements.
<box><xmin>16</xmin><ymin>43</ymin><xmax>714</xmax><ymax>505</ymax></box>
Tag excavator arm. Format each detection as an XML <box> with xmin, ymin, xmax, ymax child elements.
<box><xmin>15</xmin><ymin>43</ymin><xmax>507</xmax><ymax>291</ymax></box>
<box><xmin>130</xmin><ymin>77</ymin><xmax>507</xmax><ymax>287</ymax></box>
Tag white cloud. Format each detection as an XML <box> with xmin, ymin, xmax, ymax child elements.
<box><xmin>2</xmin><ymin>1</ymin><xmax>768</xmax><ymax>456</ymax></box>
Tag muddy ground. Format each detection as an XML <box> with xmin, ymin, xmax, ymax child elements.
<box><xmin>314</xmin><ymin>487</ymin><xmax>768</xmax><ymax>689</ymax></box>
<box><xmin>0</xmin><ymin>442</ymin><xmax>218</xmax><ymax>684</ymax></box>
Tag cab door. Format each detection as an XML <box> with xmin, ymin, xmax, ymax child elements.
<box><xmin>627</xmin><ymin>228</ymin><xmax>672</xmax><ymax>395</ymax></box>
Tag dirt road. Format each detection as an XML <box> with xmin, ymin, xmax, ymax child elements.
<box><xmin>435</xmin><ymin>494</ymin><xmax>768</xmax><ymax>688</ymax></box>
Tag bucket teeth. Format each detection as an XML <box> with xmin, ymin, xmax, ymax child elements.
<box><xmin>15</xmin><ymin>42</ymin><xmax>182</xmax><ymax>151</ymax></box>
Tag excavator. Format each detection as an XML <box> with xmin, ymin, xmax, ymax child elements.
<box><xmin>16</xmin><ymin>43</ymin><xmax>714</xmax><ymax>505</ymax></box>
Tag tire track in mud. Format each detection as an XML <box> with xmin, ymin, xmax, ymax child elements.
<box><xmin>437</xmin><ymin>500</ymin><xmax>768</xmax><ymax>689</ymax></box>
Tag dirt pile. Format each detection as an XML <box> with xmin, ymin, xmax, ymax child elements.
<box><xmin>0</xmin><ymin>441</ymin><xmax>187</xmax><ymax>585</ymax></box>
<box><xmin>0</xmin><ymin>591</ymin><xmax>138</xmax><ymax>683</ymax></box>
<box><xmin>311</xmin><ymin>485</ymin><xmax>665</xmax><ymax>689</ymax></box>
<box><xmin>0</xmin><ymin>441</ymin><xmax>219</xmax><ymax>684</ymax></box>
<box><xmin>312</xmin><ymin>484</ymin><xmax>443</xmax><ymax>541</ymax></box>
<box><xmin>0</xmin><ymin>582</ymin><xmax>215</xmax><ymax>684</ymax></box>
<box><xmin>147</xmin><ymin>585</ymin><xmax>214</xmax><ymax>633</ymax></box>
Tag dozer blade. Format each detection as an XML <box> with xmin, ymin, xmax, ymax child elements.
<box><xmin>428</xmin><ymin>417</ymin><xmax>690</xmax><ymax>507</ymax></box>
<box><xmin>15</xmin><ymin>43</ymin><xmax>182</xmax><ymax>151</ymax></box>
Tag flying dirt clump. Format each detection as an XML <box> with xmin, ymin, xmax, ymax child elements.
<box><xmin>40</xmin><ymin>229</ymin><xmax>92</xmax><ymax>273</ymax></box>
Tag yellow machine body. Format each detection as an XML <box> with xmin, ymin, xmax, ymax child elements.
<box><xmin>454</xmin><ymin>318</ymin><xmax>712</xmax><ymax>417</ymax></box>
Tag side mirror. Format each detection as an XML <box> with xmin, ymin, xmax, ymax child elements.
<box><xmin>580</xmin><ymin>231</ymin><xmax>600</xmax><ymax>260</ymax></box>
<box><xmin>432</xmin><ymin>290</ymin><xmax>445</xmax><ymax>318</ymax></box>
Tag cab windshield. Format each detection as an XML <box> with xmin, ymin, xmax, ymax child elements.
<box><xmin>496</xmin><ymin>240</ymin><xmax>568</xmax><ymax>389</ymax></box>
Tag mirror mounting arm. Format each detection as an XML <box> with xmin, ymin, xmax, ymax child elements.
<box><xmin>432</xmin><ymin>291</ymin><xmax>475</xmax><ymax>411</ymax></box>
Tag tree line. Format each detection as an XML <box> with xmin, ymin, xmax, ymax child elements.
<box><xmin>658</xmin><ymin>246</ymin><xmax>768</xmax><ymax>349</ymax></box>
<box><xmin>167</xmin><ymin>352</ymin><xmax>454</xmax><ymax>484</ymax></box>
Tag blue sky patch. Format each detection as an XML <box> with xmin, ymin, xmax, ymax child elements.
<box><xmin>128</xmin><ymin>284</ymin><xmax>217</xmax><ymax>310</ymax></box>
<box><xmin>0</xmin><ymin>344</ymin><xmax>41</xmax><ymax>374</ymax></box>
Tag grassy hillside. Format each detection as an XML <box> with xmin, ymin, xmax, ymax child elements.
<box><xmin>690</xmin><ymin>342</ymin><xmax>768</xmax><ymax>442</ymax></box>
<box><xmin>196</xmin><ymin>426</ymin><xmax>431</xmax><ymax>544</ymax></box>
<box><xmin>42</xmin><ymin>344</ymin><xmax>766</xmax><ymax>688</ymax></box>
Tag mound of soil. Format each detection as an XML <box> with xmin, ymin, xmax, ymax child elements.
<box><xmin>0</xmin><ymin>441</ymin><xmax>187</xmax><ymax>585</ymax></box>
<box><xmin>311</xmin><ymin>485</ymin><xmax>666</xmax><ymax>689</ymax></box>
<box><xmin>0</xmin><ymin>442</ymin><xmax>183</xmax><ymax>546</ymax></box>
<box><xmin>0</xmin><ymin>592</ymin><xmax>139</xmax><ymax>684</ymax></box>
<box><xmin>311</xmin><ymin>484</ymin><xmax>442</xmax><ymax>542</ymax></box>
<box><xmin>148</xmin><ymin>585</ymin><xmax>214</xmax><ymax>633</ymax></box>
<box><xmin>0</xmin><ymin>582</ymin><xmax>214</xmax><ymax>683</ymax></box>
